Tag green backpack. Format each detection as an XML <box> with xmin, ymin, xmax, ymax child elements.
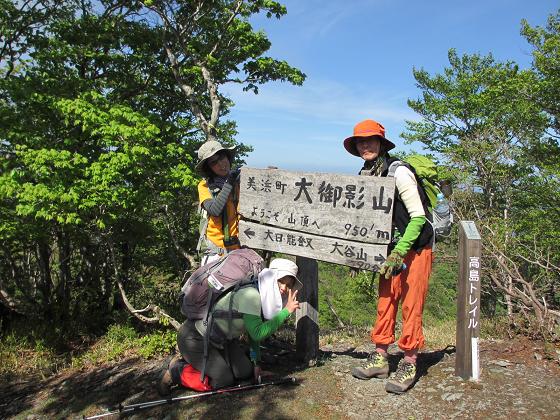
<box><xmin>387</xmin><ymin>154</ymin><xmax>453</xmax><ymax>238</ymax></box>
<box><xmin>401</xmin><ymin>155</ymin><xmax>441</xmax><ymax>210</ymax></box>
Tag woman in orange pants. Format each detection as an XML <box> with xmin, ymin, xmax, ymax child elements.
<box><xmin>343</xmin><ymin>119</ymin><xmax>434</xmax><ymax>394</ymax></box>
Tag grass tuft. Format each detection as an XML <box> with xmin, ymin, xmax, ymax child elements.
<box><xmin>0</xmin><ymin>333</ymin><xmax>63</xmax><ymax>380</ymax></box>
<box><xmin>72</xmin><ymin>325</ymin><xmax>138</xmax><ymax>369</ymax></box>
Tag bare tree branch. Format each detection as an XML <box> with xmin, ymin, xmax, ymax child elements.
<box><xmin>0</xmin><ymin>288</ymin><xmax>27</xmax><ymax>315</ymax></box>
<box><xmin>107</xmin><ymin>239</ymin><xmax>181</xmax><ymax>330</ymax></box>
<box><xmin>324</xmin><ymin>296</ymin><xmax>345</xmax><ymax>328</ymax></box>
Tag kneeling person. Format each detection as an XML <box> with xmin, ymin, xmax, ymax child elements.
<box><xmin>158</xmin><ymin>258</ymin><xmax>302</xmax><ymax>394</ymax></box>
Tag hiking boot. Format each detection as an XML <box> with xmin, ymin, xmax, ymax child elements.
<box><xmin>385</xmin><ymin>359</ymin><xmax>416</xmax><ymax>394</ymax></box>
<box><xmin>157</xmin><ymin>354</ymin><xmax>182</xmax><ymax>396</ymax></box>
<box><xmin>157</xmin><ymin>369</ymin><xmax>174</xmax><ymax>396</ymax></box>
<box><xmin>351</xmin><ymin>352</ymin><xmax>389</xmax><ymax>379</ymax></box>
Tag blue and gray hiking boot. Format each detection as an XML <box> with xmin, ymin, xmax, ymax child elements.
<box><xmin>351</xmin><ymin>352</ymin><xmax>389</xmax><ymax>379</ymax></box>
<box><xmin>385</xmin><ymin>359</ymin><xmax>416</xmax><ymax>394</ymax></box>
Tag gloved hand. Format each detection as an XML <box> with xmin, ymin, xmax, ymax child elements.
<box><xmin>379</xmin><ymin>249</ymin><xmax>406</xmax><ymax>280</ymax></box>
<box><xmin>226</xmin><ymin>168</ymin><xmax>241</xmax><ymax>184</ymax></box>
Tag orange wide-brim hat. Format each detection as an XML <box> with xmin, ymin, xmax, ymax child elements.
<box><xmin>343</xmin><ymin>119</ymin><xmax>395</xmax><ymax>156</ymax></box>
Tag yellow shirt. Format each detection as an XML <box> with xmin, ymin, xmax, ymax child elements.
<box><xmin>198</xmin><ymin>179</ymin><xmax>240</xmax><ymax>251</ymax></box>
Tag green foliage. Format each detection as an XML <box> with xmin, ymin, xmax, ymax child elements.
<box><xmin>129</xmin><ymin>267</ymin><xmax>183</xmax><ymax>321</ymax></box>
<box><xmin>403</xmin><ymin>10</ymin><xmax>560</xmax><ymax>333</ymax></box>
<box><xmin>0</xmin><ymin>0</ymin><xmax>303</xmax><ymax>335</ymax></box>
<box><xmin>0</xmin><ymin>321</ymin><xmax>179</xmax><ymax>379</ymax></box>
<box><xmin>318</xmin><ymin>262</ymin><xmax>376</xmax><ymax>329</ymax></box>
<box><xmin>0</xmin><ymin>332</ymin><xmax>61</xmax><ymax>379</ymax></box>
<box><xmin>352</xmin><ymin>271</ymin><xmax>380</xmax><ymax>302</ymax></box>
<box><xmin>73</xmin><ymin>325</ymin><xmax>138</xmax><ymax>368</ymax></box>
<box><xmin>71</xmin><ymin>324</ymin><xmax>176</xmax><ymax>368</ymax></box>
<box><xmin>137</xmin><ymin>330</ymin><xmax>177</xmax><ymax>358</ymax></box>
<box><xmin>105</xmin><ymin>324</ymin><xmax>138</xmax><ymax>343</ymax></box>
<box><xmin>404</xmin><ymin>49</ymin><xmax>546</xmax><ymax>155</ymax></box>
<box><xmin>424</xmin><ymin>253</ymin><xmax>458</xmax><ymax>322</ymax></box>
<box><xmin>75</xmin><ymin>325</ymin><xmax>176</xmax><ymax>367</ymax></box>
<box><xmin>517</xmin><ymin>10</ymin><xmax>560</xmax><ymax>257</ymax></box>
<box><xmin>317</xmin><ymin>255</ymin><xmax>459</xmax><ymax>339</ymax></box>
<box><xmin>521</xmin><ymin>10</ymin><xmax>560</xmax><ymax>137</ymax></box>
<box><xmin>138</xmin><ymin>0</ymin><xmax>305</xmax><ymax>139</ymax></box>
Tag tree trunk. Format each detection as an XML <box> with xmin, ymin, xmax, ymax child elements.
<box><xmin>36</xmin><ymin>238</ymin><xmax>53</xmax><ymax>317</ymax></box>
<box><xmin>56</xmin><ymin>228</ymin><xmax>72</xmax><ymax>324</ymax></box>
<box><xmin>506</xmin><ymin>276</ymin><xmax>513</xmax><ymax>317</ymax></box>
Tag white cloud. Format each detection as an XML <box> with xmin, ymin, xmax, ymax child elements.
<box><xmin>223</xmin><ymin>78</ymin><xmax>417</xmax><ymax>127</ymax></box>
<box><xmin>221</xmin><ymin>76</ymin><xmax>423</xmax><ymax>173</ymax></box>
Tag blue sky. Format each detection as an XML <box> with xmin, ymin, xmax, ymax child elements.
<box><xmin>223</xmin><ymin>0</ymin><xmax>557</xmax><ymax>174</ymax></box>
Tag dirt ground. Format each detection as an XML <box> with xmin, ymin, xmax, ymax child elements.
<box><xmin>1</xmin><ymin>335</ymin><xmax>559</xmax><ymax>420</ymax></box>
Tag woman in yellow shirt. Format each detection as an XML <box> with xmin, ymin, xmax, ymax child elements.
<box><xmin>195</xmin><ymin>141</ymin><xmax>241</xmax><ymax>265</ymax></box>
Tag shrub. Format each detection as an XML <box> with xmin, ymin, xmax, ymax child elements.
<box><xmin>137</xmin><ymin>330</ymin><xmax>177</xmax><ymax>358</ymax></box>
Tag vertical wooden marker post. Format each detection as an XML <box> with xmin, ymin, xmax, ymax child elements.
<box><xmin>295</xmin><ymin>256</ymin><xmax>319</xmax><ymax>365</ymax></box>
<box><xmin>455</xmin><ymin>221</ymin><xmax>482</xmax><ymax>380</ymax></box>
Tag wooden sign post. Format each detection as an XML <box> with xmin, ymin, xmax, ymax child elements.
<box><xmin>455</xmin><ymin>221</ymin><xmax>482</xmax><ymax>380</ymax></box>
<box><xmin>238</xmin><ymin>167</ymin><xmax>395</xmax><ymax>364</ymax></box>
<box><xmin>295</xmin><ymin>256</ymin><xmax>319</xmax><ymax>364</ymax></box>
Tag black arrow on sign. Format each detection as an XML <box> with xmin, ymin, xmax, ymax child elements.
<box><xmin>374</xmin><ymin>254</ymin><xmax>386</xmax><ymax>263</ymax></box>
<box><xmin>244</xmin><ymin>228</ymin><xmax>255</xmax><ymax>239</ymax></box>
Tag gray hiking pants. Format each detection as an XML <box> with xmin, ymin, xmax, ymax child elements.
<box><xmin>177</xmin><ymin>320</ymin><xmax>252</xmax><ymax>389</ymax></box>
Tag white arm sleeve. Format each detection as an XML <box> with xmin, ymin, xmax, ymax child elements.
<box><xmin>394</xmin><ymin>166</ymin><xmax>426</xmax><ymax>218</ymax></box>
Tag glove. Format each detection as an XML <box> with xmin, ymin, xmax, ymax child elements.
<box><xmin>379</xmin><ymin>249</ymin><xmax>406</xmax><ymax>280</ymax></box>
<box><xmin>226</xmin><ymin>168</ymin><xmax>241</xmax><ymax>184</ymax></box>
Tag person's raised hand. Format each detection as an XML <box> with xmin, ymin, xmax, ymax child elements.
<box><xmin>284</xmin><ymin>289</ymin><xmax>300</xmax><ymax>313</ymax></box>
<box><xmin>226</xmin><ymin>168</ymin><xmax>241</xmax><ymax>184</ymax></box>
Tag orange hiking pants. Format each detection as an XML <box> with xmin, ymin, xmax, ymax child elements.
<box><xmin>371</xmin><ymin>245</ymin><xmax>433</xmax><ymax>351</ymax></box>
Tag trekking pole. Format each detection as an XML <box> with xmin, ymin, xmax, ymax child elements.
<box><xmin>82</xmin><ymin>377</ymin><xmax>297</xmax><ymax>420</ymax></box>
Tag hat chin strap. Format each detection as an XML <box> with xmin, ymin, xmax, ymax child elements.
<box><xmin>360</xmin><ymin>156</ymin><xmax>385</xmax><ymax>176</ymax></box>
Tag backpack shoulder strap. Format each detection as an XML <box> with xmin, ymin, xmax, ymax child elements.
<box><xmin>196</xmin><ymin>205</ymin><xmax>210</xmax><ymax>253</ymax></box>
<box><xmin>386</xmin><ymin>158</ymin><xmax>405</xmax><ymax>178</ymax></box>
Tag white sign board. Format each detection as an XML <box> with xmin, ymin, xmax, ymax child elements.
<box><xmin>239</xmin><ymin>168</ymin><xmax>395</xmax><ymax>245</ymax></box>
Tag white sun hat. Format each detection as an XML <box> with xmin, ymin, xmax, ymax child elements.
<box><xmin>269</xmin><ymin>258</ymin><xmax>303</xmax><ymax>291</ymax></box>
